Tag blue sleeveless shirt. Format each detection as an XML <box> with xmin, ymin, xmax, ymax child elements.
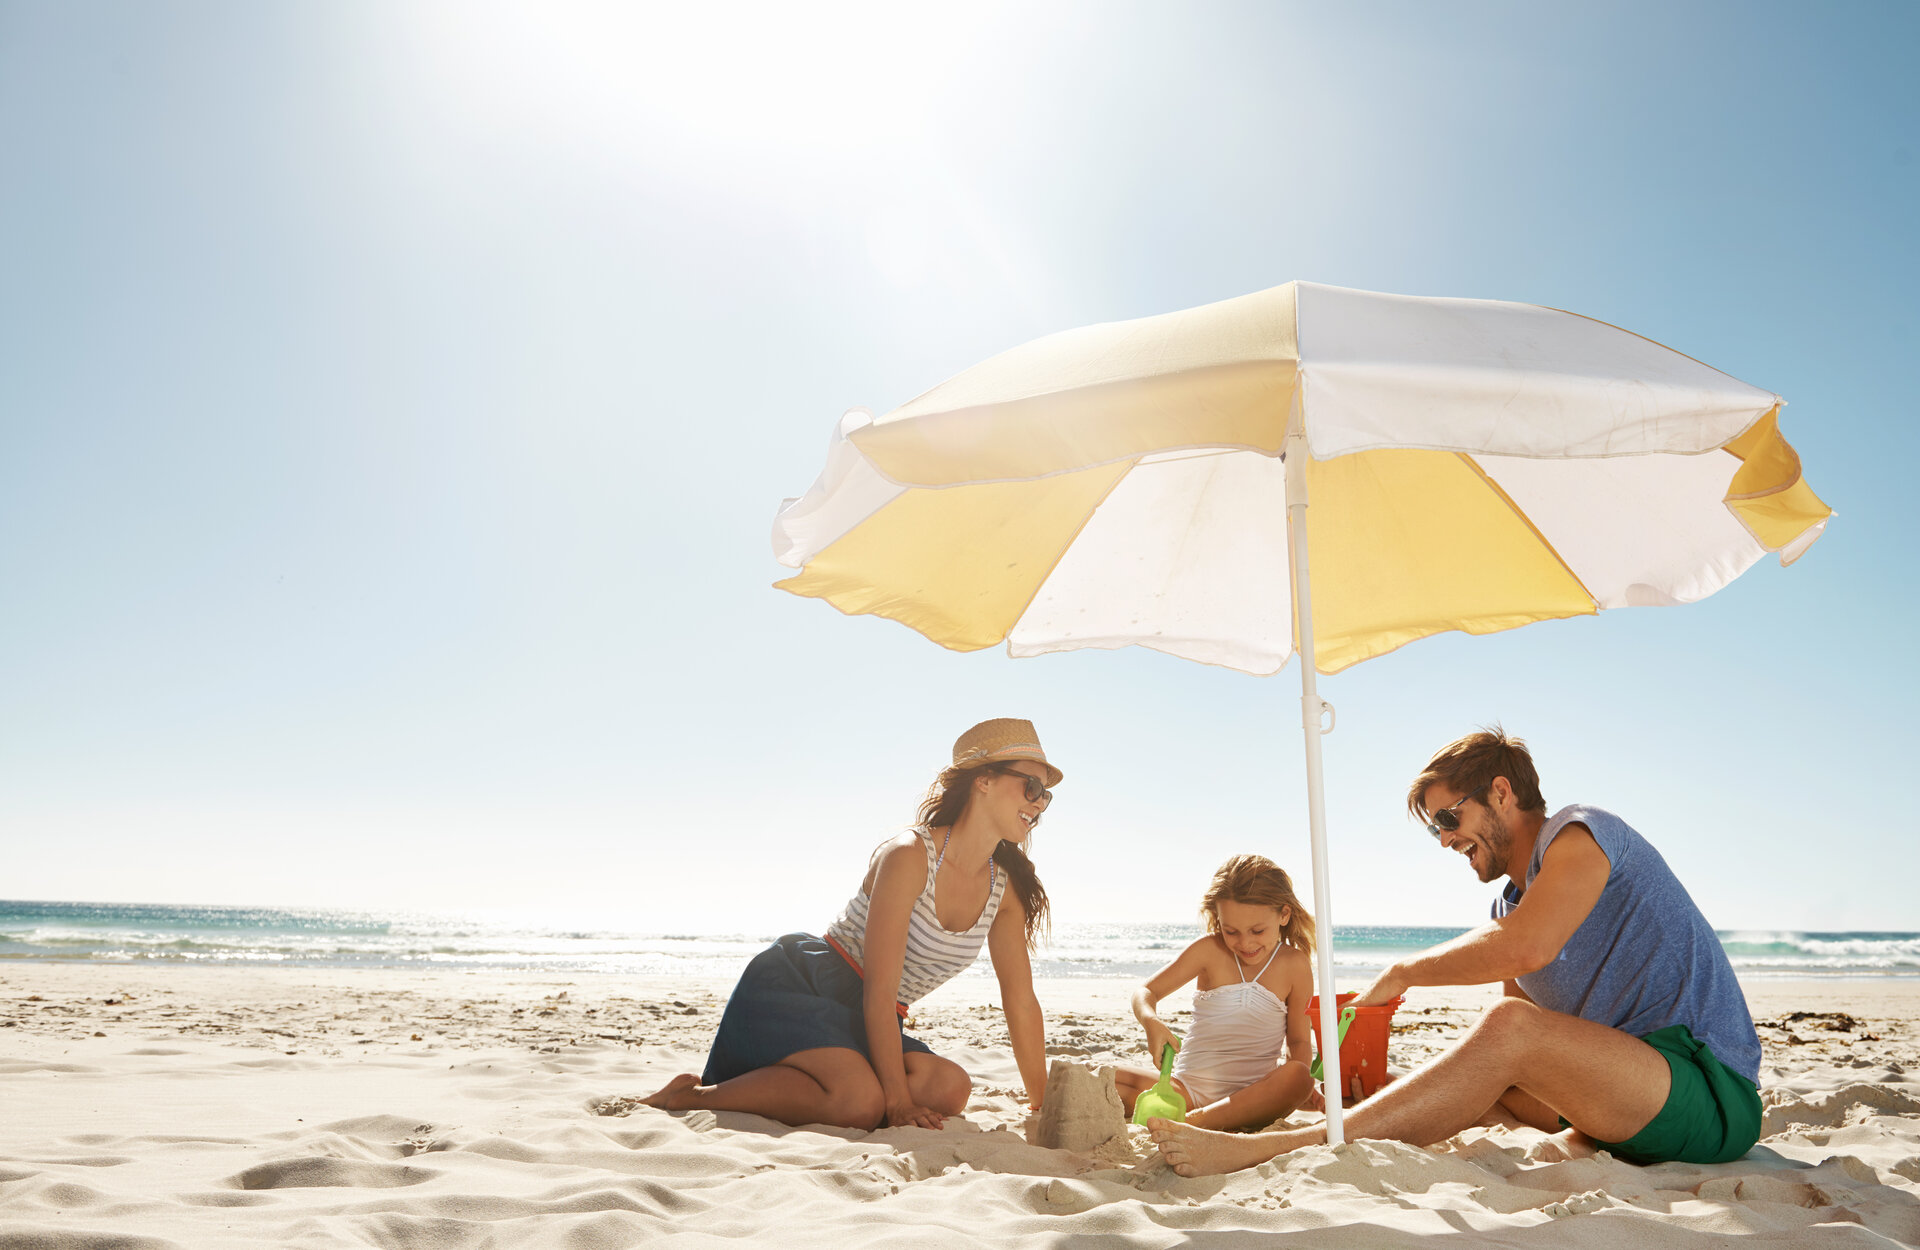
<box><xmin>1492</xmin><ymin>805</ymin><xmax>1761</xmax><ymax>1086</ymax></box>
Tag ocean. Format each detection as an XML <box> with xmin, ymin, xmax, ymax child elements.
<box><xmin>2</xmin><ymin>900</ymin><xmax>1916</xmax><ymax>980</ymax></box>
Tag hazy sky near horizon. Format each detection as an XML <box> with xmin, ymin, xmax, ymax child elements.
<box><xmin>3</xmin><ymin>1</ymin><xmax>1915</xmax><ymax>937</ymax></box>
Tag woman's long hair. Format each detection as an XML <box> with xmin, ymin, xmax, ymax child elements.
<box><xmin>915</xmin><ymin>764</ymin><xmax>1050</xmax><ymax>951</ymax></box>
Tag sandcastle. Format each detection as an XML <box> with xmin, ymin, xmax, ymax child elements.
<box><xmin>1031</xmin><ymin>1058</ymin><xmax>1127</xmax><ymax>1152</ymax></box>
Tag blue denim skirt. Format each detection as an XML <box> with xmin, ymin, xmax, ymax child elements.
<box><xmin>701</xmin><ymin>933</ymin><xmax>933</xmax><ymax>1085</ymax></box>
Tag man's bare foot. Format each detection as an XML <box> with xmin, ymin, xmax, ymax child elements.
<box><xmin>1148</xmin><ymin>1119</ymin><xmax>1316</xmax><ymax>1176</ymax></box>
<box><xmin>640</xmin><ymin>1073</ymin><xmax>700</xmax><ymax>1111</ymax></box>
<box><xmin>1525</xmin><ymin>1127</ymin><xmax>1599</xmax><ymax>1163</ymax></box>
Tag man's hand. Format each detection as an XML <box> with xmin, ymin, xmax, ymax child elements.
<box><xmin>1351</xmin><ymin>963</ymin><xmax>1410</xmax><ymax>1007</ymax></box>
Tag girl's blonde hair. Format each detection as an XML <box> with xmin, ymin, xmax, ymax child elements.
<box><xmin>1200</xmin><ymin>854</ymin><xmax>1314</xmax><ymax>956</ymax></box>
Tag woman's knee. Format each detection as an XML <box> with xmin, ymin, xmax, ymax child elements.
<box><xmin>820</xmin><ymin>1070</ymin><xmax>886</xmax><ymax>1129</ymax></box>
<box><xmin>928</xmin><ymin>1061</ymin><xmax>973</xmax><ymax>1114</ymax></box>
<box><xmin>908</xmin><ymin>1054</ymin><xmax>972</xmax><ymax>1114</ymax></box>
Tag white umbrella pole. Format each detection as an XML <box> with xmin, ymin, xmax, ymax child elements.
<box><xmin>1285</xmin><ymin>426</ymin><xmax>1346</xmax><ymax>1146</ymax></box>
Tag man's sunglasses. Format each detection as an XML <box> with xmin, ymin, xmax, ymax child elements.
<box><xmin>994</xmin><ymin>766</ymin><xmax>1053</xmax><ymax>808</ymax></box>
<box><xmin>1424</xmin><ymin>784</ymin><xmax>1487</xmax><ymax>841</ymax></box>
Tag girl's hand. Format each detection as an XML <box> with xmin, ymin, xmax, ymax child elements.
<box><xmin>886</xmin><ymin>1099</ymin><xmax>946</xmax><ymax>1130</ymax></box>
<box><xmin>1144</xmin><ymin>1019</ymin><xmax>1181</xmax><ymax>1063</ymax></box>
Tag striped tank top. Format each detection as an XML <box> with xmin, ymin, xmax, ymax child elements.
<box><xmin>823</xmin><ymin>825</ymin><xmax>1007</xmax><ymax>1006</ymax></box>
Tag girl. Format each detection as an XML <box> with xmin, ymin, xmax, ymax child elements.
<box><xmin>641</xmin><ymin>719</ymin><xmax>1056</xmax><ymax>1130</ymax></box>
<box><xmin>1115</xmin><ymin>854</ymin><xmax>1316</xmax><ymax>1131</ymax></box>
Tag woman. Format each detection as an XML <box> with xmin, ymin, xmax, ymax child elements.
<box><xmin>642</xmin><ymin>718</ymin><xmax>1056</xmax><ymax>1129</ymax></box>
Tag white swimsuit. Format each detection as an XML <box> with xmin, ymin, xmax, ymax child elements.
<box><xmin>1170</xmin><ymin>944</ymin><xmax>1291</xmax><ymax>1106</ymax></box>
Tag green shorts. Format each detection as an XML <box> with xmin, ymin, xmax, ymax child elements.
<box><xmin>1586</xmin><ymin>1024</ymin><xmax>1762</xmax><ymax>1165</ymax></box>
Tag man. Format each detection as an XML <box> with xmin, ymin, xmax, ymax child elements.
<box><xmin>1153</xmin><ymin>727</ymin><xmax>1762</xmax><ymax>1176</ymax></box>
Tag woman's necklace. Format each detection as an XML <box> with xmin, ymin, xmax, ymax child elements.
<box><xmin>931</xmin><ymin>826</ymin><xmax>995</xmax><ymax>891</ymax></box>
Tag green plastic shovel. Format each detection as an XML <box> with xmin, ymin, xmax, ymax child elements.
<box><xmin>1131</xmin><ymin>1041</ymin><xmax>1187</xmax><ymax>1125</ymax></box>
<box><xmin>1310</xmin><ymin>1005</ymin><xmax>1358</xmax><ymax>1083</ymax></box>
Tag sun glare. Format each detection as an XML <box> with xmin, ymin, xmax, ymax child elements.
<box><xmin>396</xmin><ymin>1</ymin><xmax>1058</xmax><ymax>313</ymax></box>
<box><xmin>418</xmin><ymin>2</ymin><xmax>1011</xmax><ymax>162</ymax></box>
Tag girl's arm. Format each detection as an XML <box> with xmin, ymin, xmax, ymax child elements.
<box><xmin>987</xmin><ymin>892</ymin><xmax>1046</xmax><ymax>1109</ymax></box>
<box><xmin>1131</xmin><ymin>938</ymin><xmax>1212</xmax><ymax>1060</ymax></box>
<box><xmin>1280</xmin><ymin>948</ymin><xmax>1314</xmax><ymax>1066</ymax></box>
<box><xmin>1277</xmin><ymin>947</ymin><xmax>1323</xmax><ymax>1110</ymax></box>
<box><xmin>859</xmin><ymin>837</ymin><xmax>943</xmax><ymax>1129</ymax></box>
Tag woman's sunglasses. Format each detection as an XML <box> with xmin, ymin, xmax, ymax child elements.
<box><xmin>1424</xmin><ymin>784</ymin><xmax>1487</xmax><ymax>841</ymax></box>
<box><xmin>993</xmin><ymin>766</ymin><xmax>1053</xmax><ymax>808</ymax></box>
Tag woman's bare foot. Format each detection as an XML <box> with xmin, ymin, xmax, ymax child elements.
<box><xmin>1148</xmin><ymin>1119</ymin><xmax>1318</xmax><ymax>1176</ymax></box>
<box><xmin>640</xmin><ymin>1073</ymin><xmax>701</xmax><ymax>1111</ymax></box>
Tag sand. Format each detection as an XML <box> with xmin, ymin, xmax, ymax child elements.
<box><xmin>4</xmin><ymin>964</ymin><xmax>1919</xmax><ymax>1247</ymax></box>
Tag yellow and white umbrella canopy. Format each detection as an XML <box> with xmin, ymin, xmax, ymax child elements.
<box><xmin>773</xmin><ymin>281</ymin><xmax>1830</xmax><ymax>676</ymax></box>
<box><xmin>771</xmin><ymin>280</ymin><xmax>1829</xmax><ymax>1140</ymax></box>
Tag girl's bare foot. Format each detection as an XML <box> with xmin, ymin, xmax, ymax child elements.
<box><xmin>640</xmin><ymin>1073</ymin><xmax>700</xmax><ymax>1111</ymax></box>
<box><xmin>1149</xmin><ymin>1119</ymin><xmax>1315</xmax><ymax>1176</ymax></box>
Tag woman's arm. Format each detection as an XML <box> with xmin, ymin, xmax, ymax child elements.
<box><xmin>986</xmin><ymin>893</ymin><xmax>1047</xmax><ymax>1109</ymax></box>
<box><xmin>859</xmin><ymin>837</ymin><xmax>944</xmax><ymax>1128</ymax></box>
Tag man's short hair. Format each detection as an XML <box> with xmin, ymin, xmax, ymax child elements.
<box><xmin>1407</xmin><ymin>726</ymin><xmax>1547</xmax><ymax>822</ymax></box>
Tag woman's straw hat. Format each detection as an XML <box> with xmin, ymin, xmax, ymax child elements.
<box><xmin>951</xmin><ymin>718</ymin><xmax>1063</xmax><ymax>789</ymax></box>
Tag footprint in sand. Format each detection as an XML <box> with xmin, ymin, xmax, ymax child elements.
<box><xmin>224</xmin><ymin>1157</ymin><xmax>437</xmax><ymax>1190</ymax></box>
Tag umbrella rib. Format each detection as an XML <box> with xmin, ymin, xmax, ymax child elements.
<box><xmin>853</xmin><ymin>439</ymin><xmax>1275</xmax><ymax>491</ymax></box>
<box><xmin>1534</xmin><ymin>301</ymin><xmax>1783</xmax><ymax>398</ymax></box>
<box><xmin>1455</xmin><ymin>452</ymin><xmax>1601</xmax><ymax>611</ymax></box>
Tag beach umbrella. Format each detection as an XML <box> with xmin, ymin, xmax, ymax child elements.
<box><xmin>769</xmin><ymin>281</ymin><xmax>1831</xmax><ymax>1142</ymax></box>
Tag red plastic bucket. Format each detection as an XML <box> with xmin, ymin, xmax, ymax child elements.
<box><xmin>1308</xmin><ymin>992</ymin><xmax>1403</xmax><ymax>1102</ymax></box>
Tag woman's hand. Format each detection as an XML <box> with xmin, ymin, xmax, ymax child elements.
<box><xmin>886</xmin><ymin>1099</ymin><xmax>946</xmax><ymax>1130</ymax></box>
<box><xmin>1143</xmin><ymin>1018</ymin><xmax>1181</xmax><ymax>1064</ymax></box>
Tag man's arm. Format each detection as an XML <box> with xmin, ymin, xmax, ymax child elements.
<box><xmin>1353</xmin><ymin>826</ymin><xmax>1610</xmax><ymax>1005</ymax></box>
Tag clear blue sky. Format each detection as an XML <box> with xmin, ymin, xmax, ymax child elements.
<box><xmin>2</xmin><ymin>2</ymin><xmax>1913</xmax><ymax>934</ymax></box>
